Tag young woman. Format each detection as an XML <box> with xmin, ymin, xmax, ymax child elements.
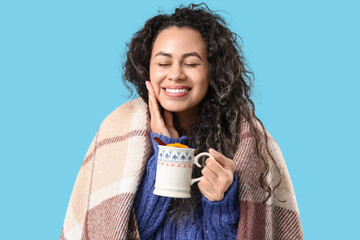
<box><xmin>61</xmin><ymin>4</ymin><xmax>303</xmax><ymax>240</ymax></box>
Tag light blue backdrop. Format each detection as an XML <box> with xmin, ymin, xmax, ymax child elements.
<box><xmin>1</xmin><ymin>0</ymin><xmax>359</xmax><ymax>239</ymax></box>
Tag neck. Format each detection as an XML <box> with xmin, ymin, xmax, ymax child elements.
<box><xmin>175</xmin><ymin>106</ymin><xmax>199</xmax><ymax>132</ymax></box>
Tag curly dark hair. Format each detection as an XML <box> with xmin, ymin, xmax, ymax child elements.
<box><xmin>122</xmin><ymin>3</ymin><xmax>282</xmax><ymax>221</ymax></box>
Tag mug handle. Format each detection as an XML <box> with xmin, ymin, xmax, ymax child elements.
<box><xmin>190</xmin><ymin>152</ymin><xmax>215</xmax><ymax>185</ymax></box>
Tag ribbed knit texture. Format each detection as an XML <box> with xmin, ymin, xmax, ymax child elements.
<box><xmin>133</xmin><ymin>132</ymin><xmax>239</xmax><ymax>240</ymax></box>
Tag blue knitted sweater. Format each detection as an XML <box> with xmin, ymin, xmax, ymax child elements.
<box><xmin>133</xmin><ymin>132</ymin><xmax>239</xmax><ymax>240</ymax></box>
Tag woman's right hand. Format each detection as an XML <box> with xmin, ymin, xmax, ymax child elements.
<box><xmin>146</xmin><ymin>81</ymin><xmax>179</xmax><ymax>138</ymax></box>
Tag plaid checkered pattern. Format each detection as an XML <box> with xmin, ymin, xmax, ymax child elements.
<box><xmin>60</xmin><ymin>98</ymin><xmax>303</xmax><ymax>240</ymax></box>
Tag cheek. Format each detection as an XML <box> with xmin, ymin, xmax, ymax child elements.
<box><xmin>150</xmin><ymin>64</ymin><xmax>167</xmax><ymax>80</ymax></box>
<box><xmin>152</xmin><ymin>71</ymin><xmax>167</xmax><ymax>80</ymax></box>
<box><xmin>196</xmin><ymin>77</ymin><xmax>210</xmax><ymax>98</ymax></box>
<box><xmin>186</xmin><ymin>66</ymin><xmax>209</xmax><ymax>80</ymax></box>
<box><xmin>188</xmin><ymin>71</ymin><xmax>209</xmax><ymax>88</ymax></box>
<box><xmin>150</xmin><ymin>69</ymin><xmax>167</xmax><ymax>95</ymax></box>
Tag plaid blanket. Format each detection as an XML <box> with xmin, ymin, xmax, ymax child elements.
<box><xmin>60</xmin><ymin>98</ymin><xmax>303</xmax><ymax>240</ymax></box>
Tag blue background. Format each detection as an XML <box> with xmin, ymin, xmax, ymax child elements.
<box><xmin>1</xmin><ymin>0</ymin><xmax>359</xmax><ymax>239</ymax></box>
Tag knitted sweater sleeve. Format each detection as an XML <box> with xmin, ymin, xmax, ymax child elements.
<box><xmin>201</xmin><ymin>174</ymin><xmax>240</xmax><ymax>240</ymax></box>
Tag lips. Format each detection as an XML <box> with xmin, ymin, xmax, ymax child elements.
<box><xmin>162</xmin><ymin>85</ymin><xmax>191</xmax><ymax>97</ymax></box>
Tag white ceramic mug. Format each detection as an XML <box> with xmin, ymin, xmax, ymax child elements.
<box><xmin>153</xmin><ymin>145</ymin><xmax>215</xmax><ymax>198</ymax></box>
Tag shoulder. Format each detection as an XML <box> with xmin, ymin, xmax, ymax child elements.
<box><xmin>241</xmin><ymin>116</ymin><xmax>284</xmax><ymax>169</ymax></box>
<box><xmin>97</xmin><ymin>98</ymin><xmax>149</xmax><ymax>139</ymax></box>
<box><xmin>239</xmin><ymin>116</ymin><xmax>280</xmax><ymax>153</ymax></box>
<box><xmin>103</xmin><ymin>98</ymin><xmax>147</xmax><ymax>123</ymax></box>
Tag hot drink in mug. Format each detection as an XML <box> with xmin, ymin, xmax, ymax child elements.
<box><xmin>153</xmin><ymin>145</ymin><xmax>215</xmax><ymax>198</ymax></box>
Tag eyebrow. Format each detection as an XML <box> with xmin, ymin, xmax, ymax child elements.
<box><xmin>154</xmin><ymin>51</ymin><xmax>203</xmax><ymax>61</ymax></box>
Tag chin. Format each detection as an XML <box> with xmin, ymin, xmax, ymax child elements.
<box><xmin>160</xmin><ymin>102</ymin><xmax>190</xmax><ymax>113</ymax></box>
<box><xmin>162</xmin><ymin>106</ymin><xmax>188</xmax><ymax>113</ymax></box>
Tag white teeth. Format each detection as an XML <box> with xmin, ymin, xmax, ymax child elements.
<box><xmin>165</xmin><ymin>89</ymin><xmax>188</xmax><ymax>93</ymax></box>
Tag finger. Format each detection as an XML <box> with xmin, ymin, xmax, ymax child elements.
<box><xmin>205</xmin><ymin>157</ymin><xmax>234</xmax><ymax>190</ymax></box>
<box><xmin>147</xmin><ymin>92</ymin><xmax>155</xmax><ymax>121</ymax></box>
<box><xmin>198</xmin><ymin>178</ymin><xmax>214</xmax><ymax>199</ymax></box>
<box><xmin>147</xmin><ymin>93</ymin><xmax>158</xmax><ymax>124</ymax></box>
<box><xmin>146</xmin><ymin>82</ymin><xmax>179</xmax><ymax>138</ymax></box>
<box><xmin>198</xmin><ymin>178</ymin><xmax>224</xmax><ymax>202</ymax></box>
<box><xmin>148</xmin><ymin>86</ymin><xmax>164</xmax><ymax>124</ymax></box>
<box><xmin>146</xmin><ymin>82</ymin><xmax>165</xmax><ymax>125</ymax></box>
<box><xmin>204</xmin><ymin>158</ymin><xmax>223</xmax><ymax>178</ymax></box>
<box><xmin>201</xmin><ymin>165</ymin><xmax>218</xmax><ymax>184</ymax></box>
<box><xmin>150</xmin><ymin>95</ymin><xmax>164</xmax><ymax>125</ymax></box>
<box><xmin>146</xmin><ymin>81</ymin><xmax>160</xmax><ymax>114</ymax></box>
<box><xmin>146</xmin><ymin>81</ymin><xmax>155</xmax><ymax>116</ymax></box>
<box><xmin>145</xmin><ymin>81</ymin><xmax>156</xmax><ymax>98</ymax></box>
<box><xmin>209</xmin><ymin>148</ymin><xmax>233</xmax><ymax>170</ymax></box>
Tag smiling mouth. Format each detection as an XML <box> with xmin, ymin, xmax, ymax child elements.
<box><xmin>162</xmin><ymin>87</ymin><xmax>191</xmax><ymax>97</ymax></box>
<box><xmin>164</xmin><ymin>88</ymin><xmax>189</xmax><ymax>93</ymax></box>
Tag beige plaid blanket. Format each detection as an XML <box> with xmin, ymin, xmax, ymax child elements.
<box><xmin>60</xmin><ymin>98</ymin><xmax>303</xmax><ymax>240</ymax></box>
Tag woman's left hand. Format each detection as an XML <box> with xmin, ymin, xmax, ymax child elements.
<box><xmin>198</xmin><ymin>148</ymin><xmax>234</xmax><ymax>202</ymax></box>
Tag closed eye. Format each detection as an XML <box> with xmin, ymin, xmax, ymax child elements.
<box><xmin>184</xmin><ymin>64</ymin><xmax>199</xmax><ymax>67</ymax></box>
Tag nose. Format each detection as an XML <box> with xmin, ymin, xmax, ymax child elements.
<box><xmin>168</xmin><ymin>63</ymin><xmax>185</xmax><ymax>81</ymax></box>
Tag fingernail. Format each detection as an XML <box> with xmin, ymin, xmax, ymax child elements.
<box><xmin>210</xmin><ymin>148</ymin><xmax>218</xmax><ymax>154</ymax></box>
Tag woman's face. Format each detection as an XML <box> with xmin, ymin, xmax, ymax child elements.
<box><xmin>149</xmin><ymin>27</ymin><xmax>209</xmax><ymax>116</ymax></box>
